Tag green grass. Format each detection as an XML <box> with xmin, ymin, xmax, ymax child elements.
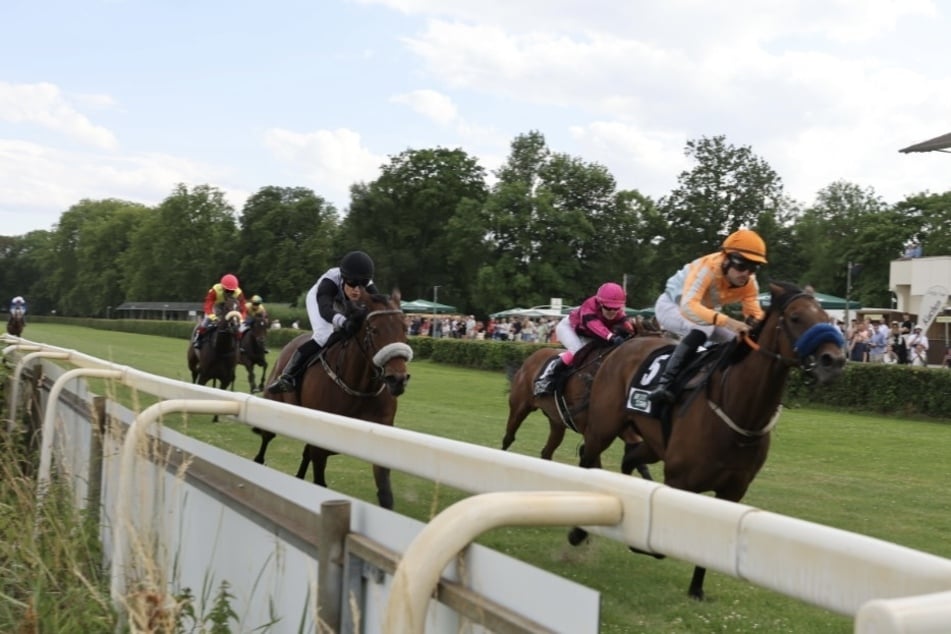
<box><xmin>10</xmin><ymin>323</ymin><xmax>951</xmax><ymax>633</ymax></box>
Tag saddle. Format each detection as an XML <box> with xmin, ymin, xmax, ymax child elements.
<box><xmin>533</xmin><ymin>340</ymin><xmax>618</xmax><ymax>431</ymax></box>
<box><xmin>626</xmin><ymin>342</ymin><xmax>728</xmax><ymax>424</ymax></box>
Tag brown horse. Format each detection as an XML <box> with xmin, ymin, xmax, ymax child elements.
<box><xmin>502</xmin><ymin>339</ymin><xmax>656</xmax><ymax>479</ymax></box>
<box><xmin>7</xmin><ymin>309</ymin><xmax>25</xmax><ymax>337</ymax></box>
<box><xmin>187</xmin><ymin>299</ymin><xmax>241</xmax><ymax>393</ymax></box>
<box><xmin>253</xmin><ymin>288</ymin><xmax>412</xmax><ymax>509</ymax></box>
<box><xmin>237</xmin><ymin>312</ymin><xmax>269</xmax><ymax>393</ymax></box>
<box><xmin>568</xmin><ymin>281</ymin><xmax>846</xmax><ymax>600</ymax></box>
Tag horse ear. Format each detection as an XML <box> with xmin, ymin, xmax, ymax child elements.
<box><xmin>392</xmin><ymin>288</ymin><xmax>402</xmax><ymax>303</ymax></box>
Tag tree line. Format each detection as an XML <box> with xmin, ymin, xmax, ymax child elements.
<box><xmin>1</xmin><ymin>131</ymin><xmax>948</xmax><ymax>318</ymax></box>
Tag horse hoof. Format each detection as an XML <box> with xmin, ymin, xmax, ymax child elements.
<box><xmin>567</xmin><ymin>527</ymin><xmax>588</xmax><ymax>546</ymax></box>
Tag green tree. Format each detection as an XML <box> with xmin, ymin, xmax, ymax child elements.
<box><xmin>474</xmin><ymin>131</ymin><xmax>630</xmax><ymax>312</ymax></box>
<box><xmin>341</xmin><ymin>147</ymin><xmax>488</xmax><ymax>308</ymax></box>
<box><xmin>896</xmin><ymin>191</ymin><xmax>951</xmax><ymax>256</ymax></box>
<box><xmin>655</xmin><ymin>135</ymin><xmax>786</xmax><ymax>280</ymax></box>
<box><xmin>793</xmin><ymin>181</ymin><xmax>893</xmax><ymax>303</ymax></box>
<box><xmin>121</xmin><ymin>184</ymin><xmax>239</xmax><ymax>301</ymax></box>
<box><xmin>0</xmin><ymin>231</ymin><xmax>56</xmax><ymax>314</ymax></box>
<box><xmin>43</xmin><ymin>199</ymin><xmax>149</xmax><ymax>315</ymax></box>
<box><xmin>236</xmin><ymin>186</ymin><xmax>340</xmax><ymax>303</ymax></box>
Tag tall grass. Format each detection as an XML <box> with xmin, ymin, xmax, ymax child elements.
<box><xmin>5</xmin><ymin>324</ymin><xmax>951</xmax><ymax>633</ymax></box>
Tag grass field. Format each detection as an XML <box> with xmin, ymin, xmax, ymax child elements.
<box><xmin>10</xmin><ymin>324</ymin><xmax>951</xmax><ymax>633</ymax></box>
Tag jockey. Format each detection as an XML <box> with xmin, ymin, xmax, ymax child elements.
<box><xmin>9</xmin><ymin>296</ymin><xmax>27</xmax><ymax>318</ymax></box>
<box><xmin>534</xmin><ymin>282</ymin><xmax>633</xmax><ymax>395</ymax></box>
<box><xmin>647</xmin><ymin>229</ymin><xmax>767</xmax><ymax>404</ymax></box>
<box><xmin>267</xmin><ymin>250</ymin><xmax>379</xmax><ymax>394</ymax></box>
<box><xmin>240</xmin><ymin>295</ymin><xmax>268</xmax><ymax>333</ymax></box>
<box><xmin>192</xmin><ymin>274</ymin><xmax>248</xmax><ymax>349</ymax></box>
<box><xmin>239</xmin><ymin>295</ymin><xmax>269</xmax><ymax>353</ymax></box>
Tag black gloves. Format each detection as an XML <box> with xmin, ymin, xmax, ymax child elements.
<box><xmin>609</xmin><ymin>335</ymin><xmax>626</xmax><ymax>346</ymax></box>
<box><xmin>342</xmin><ymin>316</ymin><xmax>362</xmax><ymax>335</ymax></box>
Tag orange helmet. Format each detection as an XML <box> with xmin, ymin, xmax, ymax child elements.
<box><xmin>722</xmin><ymin>229</ymin><xmax>767</xmax><ymax>264</ymax></box>
<box><xmin>220</xmin><ymin>274</ymin><xmax>239</xmax><ymax>291</ymax></box>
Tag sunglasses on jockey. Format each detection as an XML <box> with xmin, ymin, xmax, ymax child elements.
<box><xmin>728</xmin><ymin>253</ymin><xmax>761</xmax><ymax>274</ymax></box>
<box><xmin>343</xmin><ymin>277</ymin><xmax>370</xmax><ymax>289</ymax></box>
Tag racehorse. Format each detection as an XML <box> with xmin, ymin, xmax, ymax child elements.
<box><xmin>187</xmin><ymin>298</ymin><xmax>242</xmax><ymax>395</ymax></box>
<box><xmin>570</xmin><ymin>281</ymin><xmax>846</xmax><ymax>600</ymax></box>
<box><xmin>252</xmin><ymin>288</ymin><xmax>412</xmax><ymax>509</ymax></box>
<box><xmin>237</xmin><ymin>312</ymin><xmax>269</xmax><ymax>393</ymax></box>
<box><xmin>7</xmin><ymin>308</ymin><xmax>25</xmax><ymax>336</ymax></box>
<box><xmin>501</xmin><ymin>339</ymin><xmax>656</xmax><ymax>480</ymax></box>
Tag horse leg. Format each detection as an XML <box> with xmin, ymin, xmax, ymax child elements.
<box><xmin>258</xmin><ymin>361</ymin><xmax>267</xmax><ymax>393</ymax></box>
<box><xmin>309</xmin><ymin>449</ymin><xmax>329</xmax><ymax>487</ymax></box>
<box><xmin>540</xmin><ymin>420</ymin><xmax>565</xmax><ymax>460</ymax></box>
<box><xmin>252</xmin><ymin>430</ymin><xmax>275</xmax><ymax>464</ymax></box>
<box><xmin>501</xmin><ymin>394</ymin><xmax>535</xmax><ymax>451</ymax></box>
<box><xmin>568</xmin><ymin>433</ymin><xmax>614</xmax><ymax>546</ymax></box>
<box><xmin>621</xmin><ymin>441</ymin><xmax>654</xmax><ymax>480</ymax></box>
<box><xmin>373</xmin><ymin>464</ymin><xmax>394</xmax><ymax>509</ymax></box>
<box><xmin>687</xmin><ymin>567</ymin><xmax>707</xmax><ymax>601</ymax></box>
<box><xmin>295</xmin><ymin>445</ymin><xmax>311</xmax><ymax>479</ymax></box>
<box><xmin>246</xmin><ymin>366</ymin><xmax>256</xmax><ymax>393</ymax></box>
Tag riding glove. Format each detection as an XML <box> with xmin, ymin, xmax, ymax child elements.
<box><xmin>609</xmin><ymin>335</ymin><xmax>626</xmax><ymax>346</ymax></box>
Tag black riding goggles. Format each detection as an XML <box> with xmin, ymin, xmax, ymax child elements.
<box><xmin>728</xmin><ymin>254</ymin><xmax>760</xmax><ymax>274</ymax></box>
<box><xmin>343</xmin><ymin>278</ymin><xmax>370</xmax><ymax>288</ymax></box>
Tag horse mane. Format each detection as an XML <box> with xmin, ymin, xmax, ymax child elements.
<box><xmin>724</xmin><ymin>280</ymin><xmax>804</xmax><ymax>366</ymax></box>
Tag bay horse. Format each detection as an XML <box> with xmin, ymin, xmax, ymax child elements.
<box><xmin>7</xmin><ymin>309</ymin><xmax>25</xmax><ymax>337</ymax></box>
<box><xmin>252</xmin><ymin>288</ymin><xmax>412</xmax><ymax>509</ymax></box>
<box><xmin>501</xmin><ymin>339</ymin><xmax>656</xmax><ymax>480</ymax></box>
<box><xmin>570</xmin><ymin>281</ymin><xmax>846</xmax><ymax>600</ymax></box>
<box><xmin>187</xmin><ymin>299</ymin><xmax>241</xmax><ymax>393</ymax></box>
<box><xmin>237</xmin><ymin>312</ymin><xmax>269</xmax><ymax>393</ymax></box>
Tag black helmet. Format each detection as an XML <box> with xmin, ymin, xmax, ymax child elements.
<box><xmin>339</xmin><ymin>250</ymin><xmax>374</xmax><ymax>282</ymax></box>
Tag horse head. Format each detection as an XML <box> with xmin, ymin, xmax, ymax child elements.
<box><xmin>754</xmin><ymin>281</ymin><xmax>846</xmax><ymax>384</ymax></box>
<box><xmin>349</xmin><ymin>288</ymin><xmax>413</xmax><ymax>396</ymax></box>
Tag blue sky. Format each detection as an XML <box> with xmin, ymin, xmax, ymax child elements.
<box><xmin>2</xmin><ymin>0</ymin><xmax>949</xmax><ymax>236</ymax></box>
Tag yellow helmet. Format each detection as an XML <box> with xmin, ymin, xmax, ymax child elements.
<box><xmin>722</xmin><ymin>229</ymin><xmax>767</xmax><ymax>264</ymax></box>
<box><xmin>251</xmin><ymin>295</ymin><xmax>263</xmax><ymax>304</ymax></box>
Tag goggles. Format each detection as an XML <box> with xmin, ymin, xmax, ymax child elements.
<box><xmin>343</xmin><ymin>278</ymin><xmax>370</xmax><ymax>288</ymax></box>
<box><xmin>728</xmin><ymin>254</ymin><xmax>760</xmax><ymax>274</ymax></box>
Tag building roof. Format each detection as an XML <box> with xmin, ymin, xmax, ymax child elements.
<box><xmin>898</xmin><ymin>131</ymin><xmax>951</xmax><ymax>154</ymax></box>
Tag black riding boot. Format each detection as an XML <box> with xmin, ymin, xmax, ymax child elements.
<box><xmin>192</xmin><ymin>330</ymin><xmax>204</xmax><ymax>349</ymax></box>
<box><xmin>534</xmin><ymin>357</ymin><xmax>566</xmax><ymax>396</ymax></box>
<box><xmin>647</xmin><ymin>329</ymin><xmax>705</xmax><ymax>404</ymax></box>
<box><xmin>267</xmin><ymin>338</ymin><xmax>321</xmax><ymax>394</ymax></box>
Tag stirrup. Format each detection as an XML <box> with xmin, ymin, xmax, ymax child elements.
<box><xmin>647</xmin><ymin>386</ymin><xmax>674</xmax><ymax>404</ymax></box>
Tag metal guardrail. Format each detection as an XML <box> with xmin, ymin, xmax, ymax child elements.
<box><xmin>5</xmin><ymin>333</ymin><xmax>951</xmax><ymax>632</ymax></box>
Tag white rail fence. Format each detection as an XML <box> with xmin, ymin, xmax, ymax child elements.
<box><xmin>3</xmin><ymin>334</ymin><xmax>951</xmax><ymax>633</ymax></box>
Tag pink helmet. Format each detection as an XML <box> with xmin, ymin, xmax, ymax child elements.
<box><xmin>596</xmin><ymin>282</ymin><xmax>626</xmax><ymax>309</ymax></box>
<box><xmin>220</xmin><ymin>274</ymin><xmax>239</xmax><ymax>291</ymax></box>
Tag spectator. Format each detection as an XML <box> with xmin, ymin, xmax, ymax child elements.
<box><xmin>944</xmin><ymin>347</ymin><xmax>951</xmax><ymax>369</ymax></box>
<box><xmin>848</xmin><ymin>322</ymin><xmax>870</xmax><ymax>362</ymax></box>
<box><xmin>883</xmin><ymin>344</ymin><xmax>899</xmax><ymax>364</ymax></box>
<box><xmin>889</xmin><ymin>321</ymin><xmax>909</xmax><ymax>364</ymax></box>
<box><xmin>868</xmin><ymin>322</ymin><xmax>887</xmax><ymax>363</ymax></box>
<box><xmin>908</xmin><ymin>325</ymin><xmax>929</xmax><ymax>366</ymax></box>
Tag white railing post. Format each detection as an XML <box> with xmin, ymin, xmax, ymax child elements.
<box><xmin>384</xmin><ymin>491</ymin><xmax>622</xmax><ymax>634</ymax></box>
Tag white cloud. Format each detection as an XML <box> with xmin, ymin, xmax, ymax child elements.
<box><xmin>263</xmin><ymin>127</ymin><xmax>385</xmax><ymax>205</ymax></box>
<box><xmin>390</xmin><ymin>89</ymin><xmax>458</xmax><ymax>126</ymax></box>
<box><xmin>0</xmin><ymin>82</ymin><xmax>119</xmax><ymax>150</ymax></box>
<box><xmin>0</xmin><ymin>139</ymin><xmax>237</xmax><ymax>233</ymax></box>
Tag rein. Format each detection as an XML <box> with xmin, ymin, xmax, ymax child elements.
<box><xmin>708</xmin><ymin>291</ymin><xmax>843</xmax><ymax>438</ymax></box>
<box><xmin>322</xmin><ymin>307</ymin><xmax>413</xmax><ymax>398</ymax></box>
